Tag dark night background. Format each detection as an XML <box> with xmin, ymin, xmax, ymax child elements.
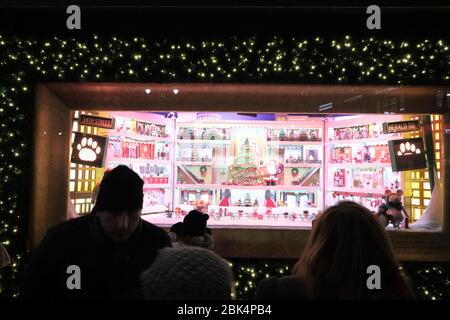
<box><xmin>0</xmin><ymin>1</ymin><xmax>449</xmax><ymax>301</ymax></box>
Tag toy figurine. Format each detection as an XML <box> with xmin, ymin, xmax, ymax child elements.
<box><xmin>260</xmin><ymin>160</ymin><xmax>284</xmax><ymax>186</ymax></box>
<box><xmin>377</xmin><ymin>189</ymin><xmax>409</xmax><ymax>229</ymax></box>
<box><xmin>219</xmin><ymin>189</ymin><xmax>231</xmax><ymax>206</ymax></box>
<box><xmin>264</xmin><ymin>190</ymin><xmax>277</xmax><ymax>208</ymax></box>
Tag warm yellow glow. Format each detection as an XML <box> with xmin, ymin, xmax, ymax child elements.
<box><xmin>413</xmin><ymin>190</ymin><xmax>420</xmax><ymax>197</ymax></box>
<box><xmin>414</xmin><ymin>208</ymin><xmax>422</xmax><ymax>218</ymax></box>
<box><xmin>412</xmin><ymin>198</ymin><xmax>421</xmax><ymax>205</ymax></box>
<box><xmin>424</xmin><ymin>190</ymin><xmax>431</xmax><ymax>198</ymax></box>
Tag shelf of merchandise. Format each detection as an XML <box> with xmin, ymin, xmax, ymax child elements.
<box><xmin>106</xmin><ymin>158</ymin><xmax>171</xmax><ymax>164</ymax></box>
<box><xmin>284</xmin><ymin>163</ymin><xmax>322</xmax><ymax>168</ymax></box>
<box><xmin>143</xmin><ymin>184</ymin><xmax>170</xmax><ymax>189</ymax></box>
<box><xmin>142</xmin><ymin>205</ymin><xmax>170</xmax><ymax>214</ymax></box>
<box><xmin>328</xmin><ymin>187</ymin><xmax>386</xmax><ymax>196</ymax></box>
<box><xmin>327</xmin><ymin>135</ymin><xmax>404</xmax><ymax>146</ymax></box>
<box><xmin>108</xmin><ymin>130</ymin><xmax>172</xmax><ymax>142</ymax></box>
<box><xmin>176</xmin><ymin>184</ymin><xmax>321</xmax><ymax>191</ymax></box>
<box><xmin>178</xmin><ymin>203</ymin><xmax>320</xmax><ymax>213</ymax></box>
<box><xmin>267</xmin><ymin>140</ymin><xmax>322</xmax><ymax>146</ymax></box>
<box><xmin>176</xmin><ymin>161</ymin><xmax>214</xmax><ymax>166</ymax></box>
<box><xmin>328</xmin><ymin>162</ymin><xmax>391</xmax><ymax>168</ymax></box>
<box><xmin>177</xmin><ymin>139</ymin><xmax>232</xmax><ymax>145</ymax></box>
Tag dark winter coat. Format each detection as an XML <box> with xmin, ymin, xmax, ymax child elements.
<box><xmin>255</xmin><ymin>276</ymin><xmax>306</xmax><ymax>300</ymax></box>
<box><xmin>20</xmin><ymin>213</ymin><xmax>171</xmax><ymax>299</ymax></box>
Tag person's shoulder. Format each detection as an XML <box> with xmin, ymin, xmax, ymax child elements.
<box><xmin>35</xmin><ymin>215</ymin><xmax>91</xmax><ymax>251</ymax></box>
<box><xmin>141</xmin><ymin>220</ymin><xmax>171</xmax><ymax>241</ymax></box>
<box><xmin>255</xmin><ymin>275</ymin><xmax>306</xmax><ymax>300</ymax></box>
<box><xmin>45</xmin><ymin>215</ymin><xmax>90</xmax><ymax>238</ymax></box>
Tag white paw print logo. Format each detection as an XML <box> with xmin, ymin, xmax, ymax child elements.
<box><xmin>397</xmin><ymin>141</ymin><xmax>421</xmax><ymax>157</ymax></box>
<box><xmin>77</xmin><ymin>137</ymin><xmax>101</xmax><ymax>162</ymax></box>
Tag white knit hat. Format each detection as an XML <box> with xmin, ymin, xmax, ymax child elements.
<box><xmin>140</xmin><ymin>246</ymin><xmax>232</xmax><ymax>300</ymax></box>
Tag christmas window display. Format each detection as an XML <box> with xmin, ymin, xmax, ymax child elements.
<box><xmin>73</xmin><ymin>112</ymin><xmax>428</xmax><ymax>229</ymax></box>
<box><xmin>104</xmin><ymin>112</ymin><xmax>173</xmax><ymax>214</ymax></box>
<box><xmin>325</xmin><ymin>115</ymin><xmax>407</xmax><ymax>220</ymax></box>
<box><xmin>173</xmin><ymin>119</ymin><xmax>323</xmax><ymax>227</ymax></box>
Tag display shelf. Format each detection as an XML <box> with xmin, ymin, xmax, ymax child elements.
<box><xmin>327</xmin><ymin>136</ymin><xmax>404</xmax><ymax>146</ymax></box>
<box><xmin>143</xmin><ymin>184</ymin><xmax>170</xmax><ymax>189</ymax></box>
<box><xmin>284</xmin><ymin>163</ymin><xmax>322</xmax><ymax>168</ymax></box>
<box><xmin>176</xmin><ymin>183</ymin><xmax>321</xmax><ymax>191</ymax></box>
<box><xmin>207</xmin><ymin>205</ymin><xmax>320</xmax><ymax>212</ymax></box>
<box><xmin>142</xmin><ymin>205</ymin><xmax>170</xmax><ymax>214</ymax></box>
<box><xmin>267</xmin><ymin>140</ymin><xmax>322</xmax><ymax>146</ymax></box>
<box><xmin>328</xmin><ymin>187</ymin><xmax>385</xmax><ymax>196</ymax></box>
<box><xmin>328</xmin><ymin>162</ymin><xmax>391</xmax><ymax>168</ymax></box>
<box><xmin>106</xmin><ymin>157</ymin><xmax>171</xmax><ymax>164</ymax></box>
<box><xmin>177</xmin><ymin>139</ymin><xmax>232</xmax><ymax>145</ymax></box>
<box><xmin>108</xmin><ymin>130</ymin><xmax>172</xmax><ymax>142</ymax></box>
<box><xmin>177</xmin><ymin>161</ymin><xmax>214</xmax><ymax>166</ymax></box>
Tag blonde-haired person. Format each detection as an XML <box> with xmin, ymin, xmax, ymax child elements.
<box><xmin>255</xmin><ymin>201</ymin><xmax>415</xmax><ymax>300</ymax></box>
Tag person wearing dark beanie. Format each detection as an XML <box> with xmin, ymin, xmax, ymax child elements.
<box><xmin>21</xmin><ymin>165</ymin><xmax>171</xmax><ymax>299</ymax></box>
<box><xmin>176</xmin><ymin>210</ymin><xmax>214</xmax><ymax>250</ymax></box>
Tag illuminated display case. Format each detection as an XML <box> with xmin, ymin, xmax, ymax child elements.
<box><xmin>104</xmin><ymin>112</ymin><xmax>174</xmax><ymax>214</ymax></box>
<box><xmin>72</xmin><ymin>112</ymin><xmax>429</xmax><ymax>228</ymax></box>
<box><xmin>173</xmin><ymin>117</ymin><xmax>323</xmax><ymax>227</ymax></box>
<box><xmin>325</xmin><ymin>115</ymin><xmax>405</xmax><ymax>211</ymax></box>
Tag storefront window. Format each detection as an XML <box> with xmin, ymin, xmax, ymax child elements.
<box><xmin>68</xmin><ymin>111</ymin><xmax>444</xmax><ymax>229</ymax></box>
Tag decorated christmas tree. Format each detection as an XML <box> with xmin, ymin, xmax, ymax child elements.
<box><xmin>230</xmin><ymin>138</ymin><xmax>261</xmax><ymax>185</ymax></box>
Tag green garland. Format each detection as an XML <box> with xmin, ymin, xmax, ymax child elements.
<box><xmin>0</xmin><ymin>33</ymin><xmax>450</xmax><ymax>298</ymax></box>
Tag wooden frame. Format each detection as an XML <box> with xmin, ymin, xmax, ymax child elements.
<box><xmin>31</xmin><ymin>83</ymin><xmax>450</xmax><ymax>261</ymax></box>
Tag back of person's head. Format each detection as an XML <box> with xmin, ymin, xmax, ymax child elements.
<box><xmin>181</xmin><ymin>210</ymin><xmax>209</xmax><ymax>237</ymax></box>
<box><xmin>140</xmin><ymin>246</ymin><xmax>232</xmax><ymax>300</ymax></box>
<box><xmin>168</xmin><ymin>222</ymin><xmax>183</xmax><ymax>243</ymax></box>
<box><xmin>293</xmin><ymin>201</ymin><xmax>412</xmax><ymax>299</ymax></box>
<box><xmin>170</xmin><ymin>222</ymin><xmax>183</xmax><ymax>235</ymax></box>
<box><xmin>94</xmin><ymin>165</ymin><xmax>144</xmax><ymax>214</ymax></box>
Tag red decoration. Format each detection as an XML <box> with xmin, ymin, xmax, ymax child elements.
<box><xmin>264</xmin><ymin>198</ymin><xmax>277</xmax><ymax>208</ymax></box>
<box><xmin>219</xmin><ymin>197</ymin><xmax>230</xmax><ymax>206</ymax></box>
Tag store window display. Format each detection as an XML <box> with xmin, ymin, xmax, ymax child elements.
<box><xmin>68</xmin><ymin>112</ymin><xmax>436</xmax><ymax>230</ymax></box>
